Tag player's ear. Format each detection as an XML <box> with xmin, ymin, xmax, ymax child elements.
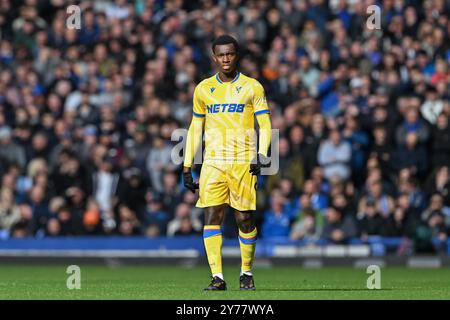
<box><xmin>211</xmin><ymin>52</ymin><xmax>218</xmax><ymax>64</ymax></box>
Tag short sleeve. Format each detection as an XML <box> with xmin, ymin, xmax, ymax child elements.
<box><xmin>252</xmin><ymin>81</ymin><xmax>270</xmax><ymax>116</ymax></box>
<box><xmin>193</xmin><ymin>85</ymin><xmax>205</xmax><ymax>118</ymax></box>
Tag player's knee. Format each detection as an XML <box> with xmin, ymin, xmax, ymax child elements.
<box><xmin>205</xmin><ymin>215</ymin><xmax>222</xmax><ymax>225</ymax></box>
<box><xmin>204</xmin><ymin>206</ymin><xmax>224</xmax><ymax>225</ymax></box>
<box><xmin>236</xmin><ymin>214</ymin><xmax>254</xmax><ymax>233</ymax></box>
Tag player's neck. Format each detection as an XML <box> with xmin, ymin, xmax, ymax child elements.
<box><xmin>217</xmin><ymin>70</ymin><xmax>238</xmax><ymax>83</ymax></box>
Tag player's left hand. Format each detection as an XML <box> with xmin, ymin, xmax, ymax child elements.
<box><xmin>249</xmin><ymin>153</ymin><xmax>270</xmax><ymax>176</ymax></box>
<box><xmin>183</xmin><ymin>169</ymin><xmax>199</xmax><ymax>193</ymax></box>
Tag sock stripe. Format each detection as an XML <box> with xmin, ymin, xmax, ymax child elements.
<box><xmin>204</xmin><ymin>229</ymin><xmax>222</xmax><ymax>238</ymax></box>
<box><xmin>203</xmin><ymin>225</ymin><xmax>222</xmax><ymax>238</ymax></box>
<box><xmin>239</xmin><ymin>236</ymin><xmax>257</xmax><ymax>244</ymax></box>
<box><xmin>204</xmin><ymin>225</ymin><xmax>221</xmax><ymax>230</ymax></box>
<box><xmin>239</xmin><ymin>232</ymin><xmax>257</xmax><ymax>239</ymax></box>
<box><xmin>238</xmin><ymin>228</ymin><xmax>257</xmax><ymax>244</ymax></box>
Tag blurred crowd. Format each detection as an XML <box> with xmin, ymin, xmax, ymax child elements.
<box><xmin>0</xmin><ymin>0</ymin><xmax>449</xmax><ymax>253</ymax></box>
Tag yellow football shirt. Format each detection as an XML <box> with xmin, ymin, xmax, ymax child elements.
<box><xmin>191</xmin><ymin>72</ymin><xmax>270</xmax><ymax>164</ymax></box>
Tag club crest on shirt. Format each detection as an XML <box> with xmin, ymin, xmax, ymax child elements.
<box><xmin>236</xmin><ymin>86</ymin><xmax>242</xmax><ymax>93</ymax></box>
<box><xmin>210</xmin><ymin>87</ymin><xmax>215</xmax><ymax>93</ymax></box>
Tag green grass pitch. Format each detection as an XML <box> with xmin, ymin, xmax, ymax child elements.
<box><xmin>1</xmin><ymin>264</ymin><xmax>450</xmax><ymax>299</ymax></box>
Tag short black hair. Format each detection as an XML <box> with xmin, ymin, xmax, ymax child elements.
<box><xmin>212</xmin><ymin>35</ymin><xmax>239</xmax><ymax>54</ymax></box>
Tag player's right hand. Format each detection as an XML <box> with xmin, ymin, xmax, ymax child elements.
<box><xmin>249</xmin><ymin>153</ymin><xmax>271</xmax><ymax>176</ymax></box>
<box><xmin>183</xmin><ymin>169</ymin><xmax>199</xmax><ymax>193</ymax></box>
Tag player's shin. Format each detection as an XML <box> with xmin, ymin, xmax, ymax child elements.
<box><xmin>238</xmin><ymin>227</ymin><xmax>257</xmax><ymax>275</ymax></box>
<box><xmin>203</xmin><ymin>225</ymin><xmax>223</xmax><ymax>279</ymax></box>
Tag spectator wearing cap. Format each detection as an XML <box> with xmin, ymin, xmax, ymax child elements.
<box><xmin>144</xmin><ymin>191</ymin><xmax>169</xmax><ymax>236</ymax></box>
<box><xmin>117</xmin><ymin>167</ymin><xmax>148</xmax><ymax>222</ymax></box>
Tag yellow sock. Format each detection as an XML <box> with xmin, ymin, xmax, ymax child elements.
<box><xmin>239</xmin><ymin>227</ymin><xmax>257</xmax><ymax>273</ymax></box>
<box><xmin>203</xmin><ymin>225</ymin><xmax>223</xmax><ymax>276</ymax></box>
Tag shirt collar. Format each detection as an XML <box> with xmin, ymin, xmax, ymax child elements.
<box><xmin>216</xmin><ymin>71</ymin><xmax>240</xmax><ymax>84</ymax></box>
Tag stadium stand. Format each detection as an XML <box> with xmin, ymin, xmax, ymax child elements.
<box><xmin>0</xmin><ymin>0</ymin><xmax>449</xmax><ymax>258</ymax></box>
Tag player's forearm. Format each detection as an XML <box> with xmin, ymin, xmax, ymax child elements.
<box><xmin>183</xmin><ymin>117</ymin><xmax>204</xmax><ymax>168</ymax></box>
<box><xmin>256</xmin><ymin>113</ymin><xmax>271</xmax><ymax>157</ymax></box>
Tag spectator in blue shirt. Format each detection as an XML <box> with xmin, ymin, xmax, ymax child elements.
<box><xmin>144</xmin><ymin>192</ymin><xmax>169</xmax><ymax>235</ymax></box>
<box><xmin>396</xmin><ymin>108</ymin><xmax>430</xmax><ymax>146</ymax></box>
<box><xmin>342</xmin><ymin>114</ymin><xmax>369</xmax><ymax>180</ymax></box>
<box><xmin>261</xmin><ymin>189</ymin><xmax>292</xmax><ymax>239</ymax></box>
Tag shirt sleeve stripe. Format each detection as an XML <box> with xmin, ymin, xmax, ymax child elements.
<box><xmin>254</xmin><ymin>109</ymin><xmax>270</xmax><ymax>116</ymax></box>
<box><xmin>193</xmin><ymin>111</ymin><xmax>205</xmax><ymax>117</ymax></box>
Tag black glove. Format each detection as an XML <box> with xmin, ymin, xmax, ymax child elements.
<box><xmin>249</xmin><ymin>153</ymin><xmax>270</xmax><ymax>176</ymax></box>
<box><xmin>183</xmin><ymin>169</ymin><xmax>199</xmax><ymax>193</ymax></box>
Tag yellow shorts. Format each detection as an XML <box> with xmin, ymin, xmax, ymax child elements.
<box><xmin>196</xmin><ymin>162</ymin><xmax>257</xmax><ymax>211</ymax></box>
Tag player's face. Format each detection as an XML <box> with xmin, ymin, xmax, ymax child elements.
<box><xmin>213</xmin><ymin>44</ymin><xmax>237</xmax><ymax>74</ymax></box>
